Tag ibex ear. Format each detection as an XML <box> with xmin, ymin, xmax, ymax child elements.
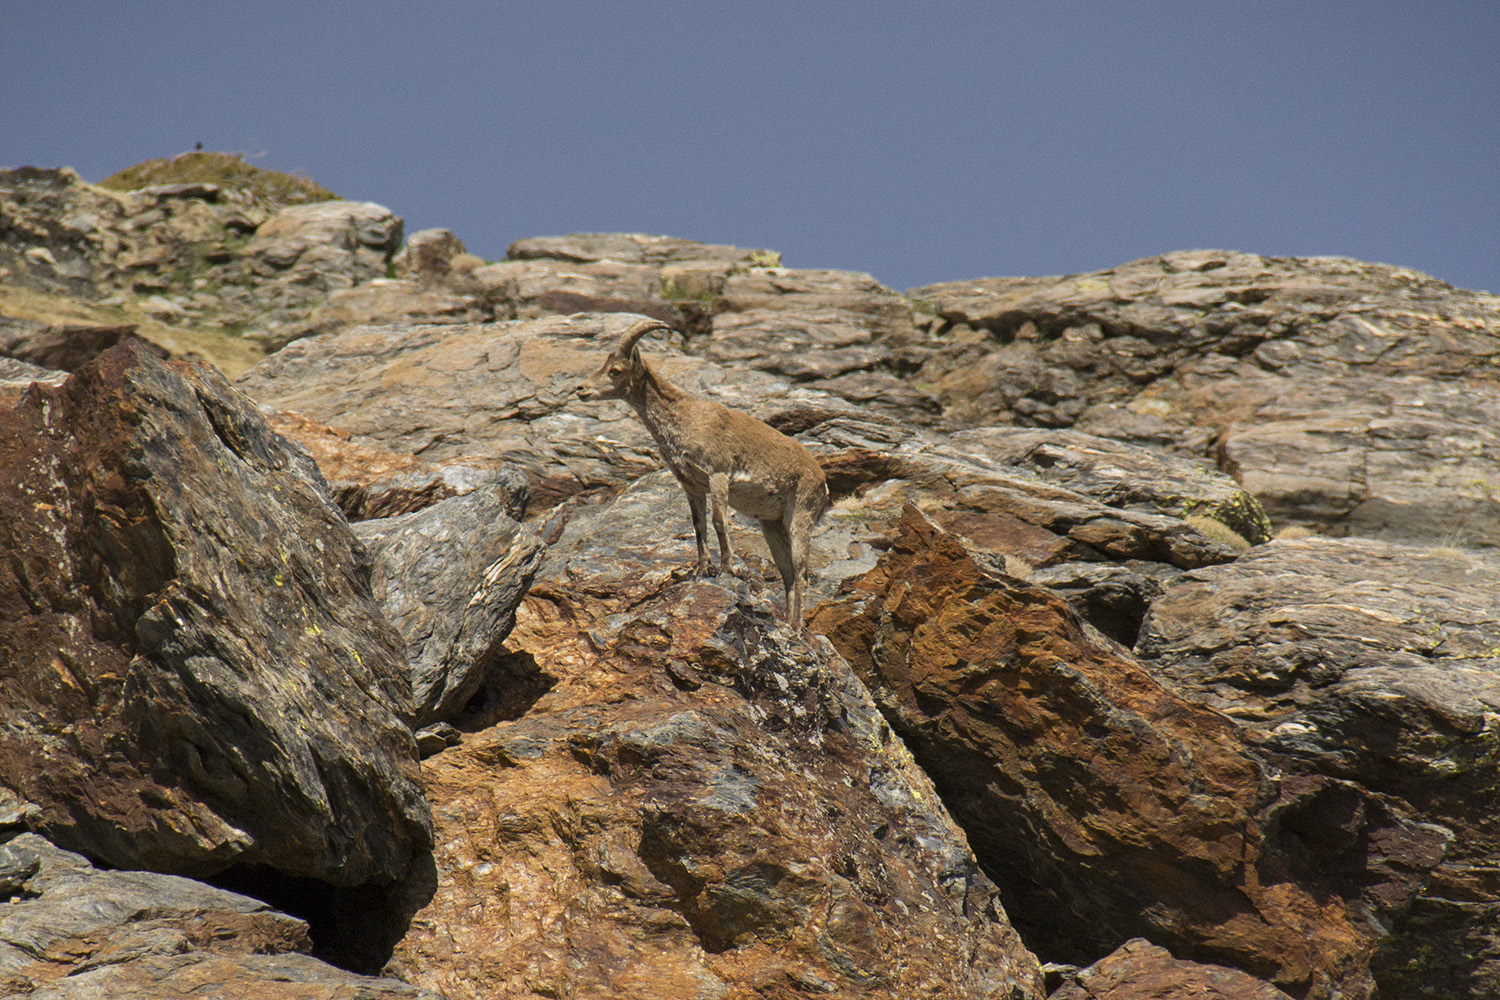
<box><xmin>629</xmin><ymin>344</ymin><xmax>643</xmax><ymax>366</ymax></box>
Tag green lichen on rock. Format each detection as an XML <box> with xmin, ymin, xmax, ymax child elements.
<box><xmin>1179</xmin><ymin>491</ymin><xmax>1274</xmax><ymax>546</ymax></box>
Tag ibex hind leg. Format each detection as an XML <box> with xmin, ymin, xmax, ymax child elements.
<box><xmin>760</xmin><ymin>519</ymin><xmax>798</xmax><ymax>623</ymax></box>
<box><xmin>708</xmin><ymin>472</ymin><xmax>742</xmax><ymax>577</ymax></box>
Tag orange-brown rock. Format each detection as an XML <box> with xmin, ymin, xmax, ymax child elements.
<box><xmin>812</xmin><ymin>506</ymin><xmax>1446</xmax><ymax>999</ymax></box>
<box><xmin>388</xmin><ymin>483</ymin><xmax>1045</xmax><ymax>1000</ymax></box>
<box><xmin>265</xmin><ymin>408</ymin><xmax>526</xmax><ymax>521</ymax></box>
<box><xmin>1048</xmin><ymin>938</ymin><xmax>1295</xmax><ymax>1000</ymax></box>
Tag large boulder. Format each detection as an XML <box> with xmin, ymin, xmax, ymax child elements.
<box><xmin>385</xmin><ymin>473</ymin><xmax>1046</xmax><ymax>1000</ymax></box>
<box><xmin>1137</xmin><ymin>537</ymin><xmax>1500</xmax><ymax>999</ymax></box>
<box><xmin>812</xmin><ymin>507</ymin><xmax>1446</xmax><ymax>1000</ymax></box>
<box><xmin>0</xmin><ymin>342</ymin><xmax>431</xmax><ymax>883</ymax></box>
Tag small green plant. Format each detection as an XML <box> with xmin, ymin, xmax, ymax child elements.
<box><xmin>659</xmin><ymin>276</ymin><xmax>717</xmax><ymax>304</ymax></box>
<box><xmin>100</xmin><ymin>151</ymin><xmax>339</xmax><ymax>206</ymax></box>
<box><xmin>747</xmin><ymin>249</ymin><xmax>781</xmax><ymax>268</ymax></box>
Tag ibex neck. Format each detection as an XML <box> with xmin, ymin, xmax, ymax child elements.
<box><xmin>629</xmin><ymin>363</ymin><xmax>690</xmax><ymax>442</ymax></box>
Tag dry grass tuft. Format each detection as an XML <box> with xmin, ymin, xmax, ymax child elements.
<box><xmin>99</xmin><ymin>151</ymin><xmax>339</xmax><ymax>206</ymax></box>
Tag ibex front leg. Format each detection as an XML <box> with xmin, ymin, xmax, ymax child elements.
<box><xmin>708</xmin><ymin>472</ymin><xmax>737</xmax><ymax>577</ymax></box>
<box><xmin>684</xmin><ymin>488</ymin><xmax>712</xmax><ymax>577</ymax></box>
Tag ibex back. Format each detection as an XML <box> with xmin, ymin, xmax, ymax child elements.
<box><xmin>576</xmin><ymin>318</ymin><xmax>830</xmax><ymax>625</ymax></box>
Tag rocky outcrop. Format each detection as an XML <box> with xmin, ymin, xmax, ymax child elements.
<box><xmin>9</xmin><ymin>152</ymin><xmax>1500</xmax><ymax>998</ymax></box>
<box><xmin>0</xmin><ymin>342</ymin><xmax>430</xmax><ymax>884</ymax></box>
<box><xmin>0</xmin><ymin>165</ymin><xmax>404</xmax><ymax>357</ymax></box>
<box><xmin>811</xmin><ymin>507</ymin><xmax>1444</xmax><ymax>999</ymax></box>
<box><xmin>910</xmin><ymin>251</ymin><xmax>1500</xmax><ymax>548</ymax></box>
<box><xmin>387</xmin><ymin>475</ymin><xmax>1045</xmax><ymax>1000</ymax></box>
<box><xmin>387</xmin><ymin>231</ymin><xmax>939</xmax><ymax>420</ymax></box>
<box><xmin>0</xmin><ymin>833</ymin><xmax>439</xmax><ymax>999</ymax></box>
<box><xmin>1137</xmin><ymin>537</ymin><xmax>1500</xmax><ymax>999</ymax></box>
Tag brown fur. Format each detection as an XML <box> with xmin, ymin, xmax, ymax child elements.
<box><xmin>577</xmin><ymin>318</ymin><xmax>830</xmax><ymax>625</ymax></box>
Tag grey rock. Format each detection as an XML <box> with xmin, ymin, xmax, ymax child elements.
<box><xmin>909</xmin><ymin>251</ymin><xmax>1500</xmax><ymax>547</ymax></box>
<box><xmin>355</xmin><ymin>488</ymin><xmax>546</xmax><ymax>726</ymax></box>
<box><xmin>0</xmin><ymin>833</ymin><xmax>443</xmax><ymax>999</ymax></box>
<box><xmin>393</xmin><ymin>228</ymin><xmax>470</xmax><ymax>281</ymax></box>
<box><xmin>506</xmin><ymin>232</ymin><xmax>764</xmax><ymax>265</ymax></box>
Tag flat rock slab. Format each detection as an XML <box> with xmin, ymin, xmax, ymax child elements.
<box><xmin>0</xmin><ymin>833</ymin><xmax>440</xmax><ymax>999</ymax></box>
<box><xmin>910</xmin><ymin>251</ymin><xmax>1500</xmax><ymax>547</ymax></box>
<box><xmin>0</xmin><ymin>343</ymin><xmax>430</xmax><ymax>882</ymax></box>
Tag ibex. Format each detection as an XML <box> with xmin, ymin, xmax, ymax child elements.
<box><xmin>576</xmin><ymin>317</ymin><xmax>830</xmax><ymax>625</ymax></box>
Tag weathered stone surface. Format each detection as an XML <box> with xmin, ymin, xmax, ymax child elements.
<box><xmin>237</xmin><ymin>313</ymin><xmax>862</xmax><ymax>510</ymax></box>
<box><xmin>910</xmin><ymin>251</ymin><xmax>1500</xmax><ymax>545</ymax></box>
<box><xmin>1048</xmin><ymin>938</ymin><xmax>1295</xmax><ymax>1000</ymax></box>
<box><xmin>0</xmin><ymin>316</ymin><xmax>165</xmax><ymax>372</ymax></box>
<box><xmin>507</xmin><ymin>232</ymin><xmax>764</xmax><ymax>265</ymax></box>
<box><xmin>0</xmin><ymin>164</ymin><xmax>408</xmax><ymax>360</ymax></box>
<box><xmin>354</xmin><ymin>489</ymin><xmax>545</xmax><ymax>726</ymax></box>
<box><xmin>0</xmin><ymin>357</ymin><xmax>67</xmax><ymax>406</ymax></box>
<box><xmin>706</xmin><ymin>305</ymin><xmax>940</xmax><ymax>422</ymax></box>
<box><xmin>263</xmin><ymin>408</ymin><xmax>526</xmax><ymax>521</ymax></box>
<box><xmin>0</xmin><ymin>168</ymin><xmax>134</xmax><ymax>298</ymax></box>
<box><xmin>298</xmin><ymin>279</ymin><xmax>485</xmax><ymax>338</ymax></box>
<box><xmin>1137</xmin><ymin>537</ymin><xmax>1500</xmax><ymax>999</ymax></box>
<box><xmin>238</xmin><ymin>200</ymin><xmax>404</xmax><ymax>347</ymax></box>
<box><xmin>387</xmin><ymin>477</ymin><xmax>1046</xmax><ymax>1000</ymax></box>
<box><xmin>470</xmin><ymin>257</ymin><xmax>674</xmax><ymax>322</ymax></box>
<box><xmin>392</xmin><ymin>228</ymin><xmax>470</xmax><ymax>281</ymax></box>
<box><xmin>0</xmin><ymin>342</ymin><xmax>430</xmax><ymax>882</ymax></box>
<box><xmin>717</xmin><ymin>266</ymin><xmax>913</xmax><ymax>332</ymax></box>
<box><xmin>962</xmin><ymin>427</ymin><xmax>1272</xmax><ymax>547</ymax></box>
<box><xmin>0</xmin><ymin>833</ymin><xmax>441</xmax><ymax>999</ymax></box>
<box><xmin>812</xmin><ymin>507</ymin><xmax>1447</xmax><ymax>999</ymax></box>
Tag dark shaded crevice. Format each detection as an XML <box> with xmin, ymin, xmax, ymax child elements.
<box><xmin>454</xmin><ymin>646</ymin><xmax>557</xmax><ymax>731</ymax></box>
<box><xmin>207</xmin><ymin>851</ymin><xmax>437</xmax><ymax>975</ymax></box>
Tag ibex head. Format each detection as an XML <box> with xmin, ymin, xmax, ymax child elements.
<box><xmin>576</xmin><ymin>317</ymin><xmax>673</xmax><ymax>401</ymax></box>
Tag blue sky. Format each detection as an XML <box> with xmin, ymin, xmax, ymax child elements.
<box><xmin>4</xmin><ymin>2</ymin><xmax>1497</xmax><ymax>292</ymax></box>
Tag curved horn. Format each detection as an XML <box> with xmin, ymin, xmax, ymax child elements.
<box><xmin>617</xmin><ymin>317</ymin><xmax>670</xmax><ymax>354</ymax></box>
